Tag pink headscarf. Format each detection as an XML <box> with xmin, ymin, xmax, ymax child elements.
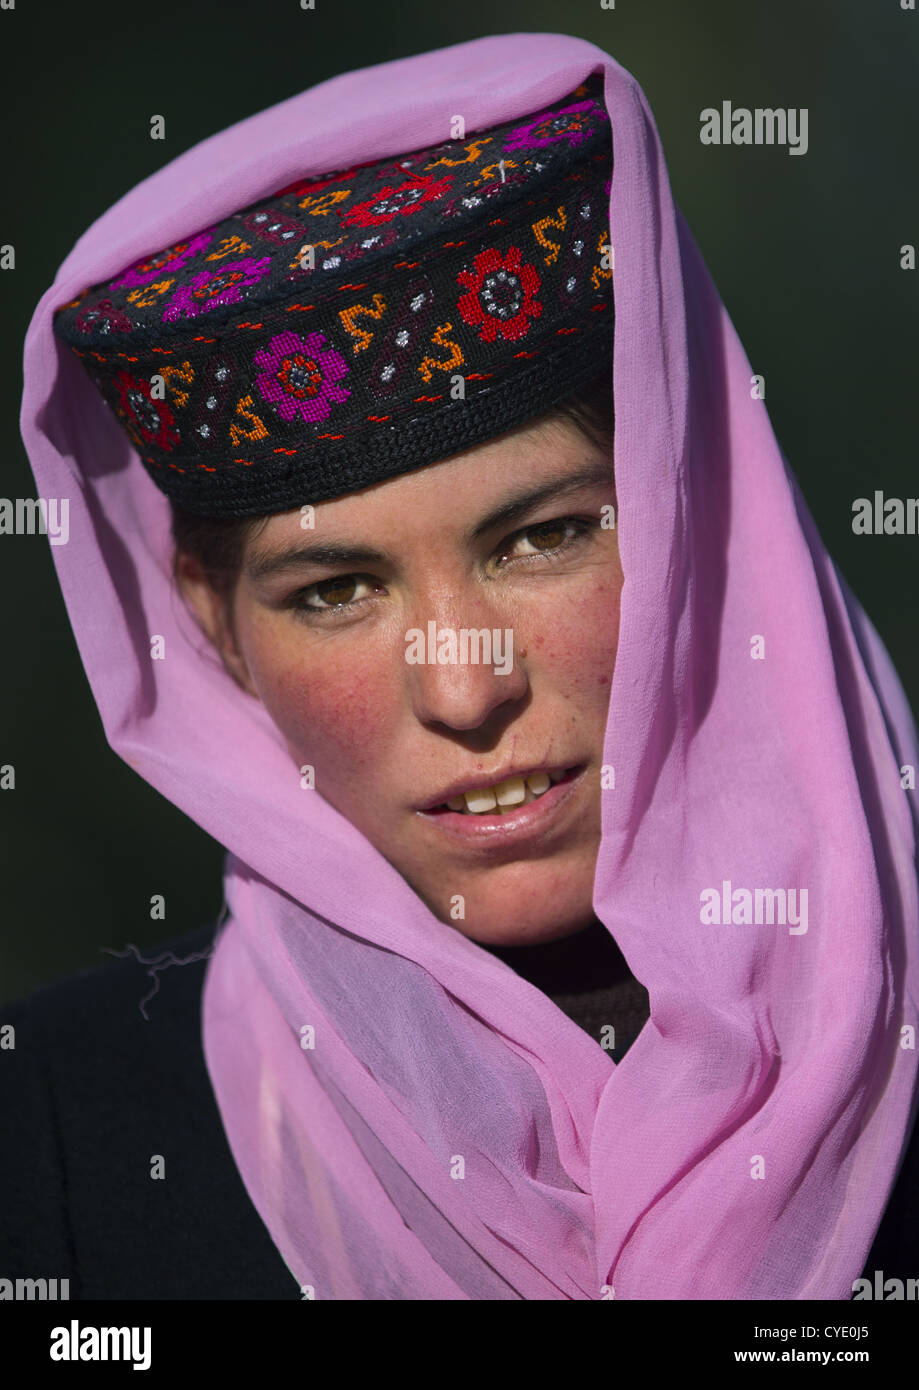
<box><xmin>22</xmin><ymin>33</ymin><xmax>919</xmax><ymax>1299</ymax></box>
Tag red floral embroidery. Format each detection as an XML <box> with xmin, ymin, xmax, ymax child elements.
<box><xmin>112</xmin><ymin>370</ymin><xmax>180</xmax><ymax>452</ymax></box>
<box><xmin>271</xmin><ymin>161</ymin><xmax>376</xmax><ymax>201</ymax></box>
<box><xmin>341</xmin><ymin>173</ymin><xmax>453</xmax><ymax>228</ymax></box>
<box><xmin>456</xmin><ymin>245</ymin><xmax>542</xmax><ymax>343</ymax></box>
<box><xmin>75</xmin><ymin>298</ymin><xmax>134</xmax><ymax>336</ymax></box>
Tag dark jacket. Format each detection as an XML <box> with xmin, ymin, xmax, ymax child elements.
<box><xmin>1</xmin><ymin>921</ymin><xmax>916</xmax><ymax>1299</ymax></box>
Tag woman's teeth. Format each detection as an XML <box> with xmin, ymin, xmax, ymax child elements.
<box><xmin>444</xmin><ymin>769</ymin><xmax>567</xmax><ymax>815</ymax></box>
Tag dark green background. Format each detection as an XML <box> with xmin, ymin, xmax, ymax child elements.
<box><xmin>2</xmin><ymin>0</ymin><xmax>916</xmax><ymax>1002</ymax></box>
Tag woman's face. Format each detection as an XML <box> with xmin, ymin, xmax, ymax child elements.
<box><xmin>181</xmin><ymin>413</ymin><xmax>623</xmax><ymax>946</ymax></box>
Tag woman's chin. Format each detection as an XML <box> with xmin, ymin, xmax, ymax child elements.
<box><xmin>454</xmin><ymin>917</ymin><xmax>596</xmax><ymax>948</ymax></box>
<box><xmin>422</xmin><ymin>880</ymin><xmax>598</xmax><ymax>948</ymax></box>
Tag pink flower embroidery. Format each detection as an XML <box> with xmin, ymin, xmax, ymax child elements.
<box><xmin>254</xmin><ymin>330</ymin><xmax>351</xmax><ymax>424</ymax></box>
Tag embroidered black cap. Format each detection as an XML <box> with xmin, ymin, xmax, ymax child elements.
<box><xmin>53</xmin><ymin>73</ymin><xmax>614</xmax><ymax>518</ymax></box>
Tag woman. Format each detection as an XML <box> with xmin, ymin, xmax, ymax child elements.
<box><xmin>5</xmin><ymin>32</ymin><xmax>919</xmax><ymax>1301</ymax></box>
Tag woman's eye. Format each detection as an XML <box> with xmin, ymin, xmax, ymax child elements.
<box><xmin>290</xmin><ymin>574</ymin><xmax>376</xmax><ymax>617</ymax></box>
<box><xmin>496</xmin><ymin>517</ymin><xmax>592</xmax><ymax>565</ymax></box>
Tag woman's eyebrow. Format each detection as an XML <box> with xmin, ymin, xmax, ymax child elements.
<box><xmin>245</xmin><ymin>458</ymin><xmax>614</xmax><ymax>581</ymax></box>
<box><xmin>246</xmin><ymin>540</ymin><xmax>387</xmax><ymax>581</ymax></box>
<box><xmin>467</xmin><ymin>458</ymin><xmax>614</xmax><ymax>541</ymax></box>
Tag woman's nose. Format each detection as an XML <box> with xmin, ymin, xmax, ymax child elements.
<box><xmin>402</xmin><ymin>599</ymin><xmax>530</xmax><ymax>733</ymax></box>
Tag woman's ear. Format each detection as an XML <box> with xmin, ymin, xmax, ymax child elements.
<box><xmin>174</xmin><ymin>551</ymin><xmax>258</xmax><ymax>698</ymax></box>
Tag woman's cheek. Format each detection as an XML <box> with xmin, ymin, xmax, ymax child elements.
<box><xmin>583</xmin><ymin>578</ymin><xmax>622</xmax><ymax>680</ymax></box>
<box><xmin>527</xmin><ymin>576</ymin><xmax>621</xmax><ymax>704</ymax></box>
<box><xmin>248</xmin><ymin>636</ymin><xmax>394</xmax><ymax>768</ymax></box>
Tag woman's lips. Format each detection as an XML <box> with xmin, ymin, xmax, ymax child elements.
<box><xmin>414</xmin><ymin>764</ymin><xmax>587</xmax><ymax>849</ymax></box>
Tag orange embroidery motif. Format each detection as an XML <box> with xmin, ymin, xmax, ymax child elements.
<box><xmin>126</xmin><ymin>279</ymin><xmax>175</xmax><ymax>309</ymax></box>
<box><xmin>531</xmin><ymin>207</ymin><xmax>567</xmax><ymax>265</ymax></box>
<box><xmin>473</xmin><ymin>157</ymin><xmax>521</xmax><ymax>187</ymax></box>
<box><xmin>425</xmin><ymin>137</ymin><xmax>493</xmax><ymax>169</ymax></box>
<box><xmin>158</xmin><ymin>360</ymin><xmax>195</xmax><ymax>407</ymax></box>
<box><xmin>58</xmin><ymin>289</ymin><xmax>90</xmax><ymax>312</ymax></box>
<box><xmin>229</xmin><ymin>394</ymin><xmax>270</xmax><ymax>446</ymax></box>
<box><xmin>297</xmin><ymin>190</ymin><xmax>352</xmax><ymax>217</ymax></box>
<box><xmin>339</xmin><ymin>293</ymin><xmax>387</xmax><ymax>353</ymax></box>
<box><xmin>417</xmin><ymin>323</ymin><xmax>464</xmax><ymax>383</ymax></box>
<box><xmin>205</xmin><ymin>235</ymin><xmax>254</xmax><ymax>260</ymax></box>
<box><xmin>590</xmin><ymin>228</ymin><xmax>613</xmax><ymax>290</ymax></box>
<box><xmin>288</xmin><ymin>237</ymin><xmax>346</xmax><ymax>272</ymax></box>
